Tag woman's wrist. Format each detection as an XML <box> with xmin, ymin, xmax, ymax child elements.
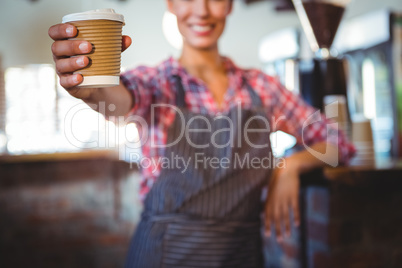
<box><xmin>279</xmin><ymin>141</ymin><xmax>335</xmax><ymax>177</ymax></box>
<box><xmin>281</xmin><ymin>155</ymin><xmax>303</xmax><ymax>175</ymax></box>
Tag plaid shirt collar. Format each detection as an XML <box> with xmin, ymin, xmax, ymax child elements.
<box><xmin>162</xmin><ymin>56</ymin><xmax>246</xmax><ymax>91</ymax></box>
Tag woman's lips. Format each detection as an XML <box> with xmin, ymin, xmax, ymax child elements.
<box><xmin>190</xmin><ymin>24</ymin><xmax>215</xmax><ymax>36</ymax></box>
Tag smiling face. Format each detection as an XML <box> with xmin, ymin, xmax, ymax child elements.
<box><xmin>167</xmin><ymin>0</ymin><xmax>233</xmax><ymax>51</ymax></box>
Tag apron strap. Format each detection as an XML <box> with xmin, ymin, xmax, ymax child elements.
<box><xmin>243</xmin><ymin>77</ymin><xmax>264</xmax><ymax>108</ymax></box>
<box><xmin>172</xmin><ymin>75</ymin><xmax>186</xmax><ymax>108</ymax></box>
<box><xmin>171</xmin><ymin>75</ymin><xmax>264</xmax><ymax>109</ymax></box>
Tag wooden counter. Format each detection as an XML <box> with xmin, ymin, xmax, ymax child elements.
<box><xmin>265</xmin><ymin>159</ymin><xmax>402</xmax><ymax>268</ymax></box>
<box><xmin>0</xmin><ymin>150</ymin><xmax>120</xmax><ymax>163</ymax></box>
<box><xmin>0</xmin><ymin>150</ymin><xmax>142</xmax><ymax>268</ymax></box>
<box><xmin>1</xmin><ymin>152</ymin><xmax>401</xmax><ymax>268</ymax></box>
<box><xmin>324</xmin><ymin>159</ymin><xmax>402</xmax><ymax>185</ymax></box>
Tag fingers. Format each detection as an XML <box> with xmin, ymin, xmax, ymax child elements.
<box><xmin>52</xmin><ymin>40</ymin><xmax>93</xmax><ymax>58</ymax></box>
<box><xmin>265</xmin><ymin>198</ymin><xmax>283</xmax><ymax>242</ymax></box>
<box><xmin>48</xmin><ymin>23</ymin><xmax>77</xmax><ymax>40</ymax></box>
<box><xmin>49</xmin><ymin>23</ymin><xmax>93</xmax><ymax>89</ymax></box>
<box><xmin>122</xmin><ymin>35</ymin><xmax>132</xmax><ymax>52</ymax></box>
<box><xmin>265</xmin><ymin>202</ymin><xmax>287</xmax><ymax>243</ymax></box>
<box><xmin>274</xmin><ymin>206</ymin><xmax>283</xmax><ymax>242</ymax></box>
<box><xmin>282</xmin><ymin>203</ymin><xmax>291</xmax><ymax>238</ymax></box>
<box><xmin>264</xmin><ymin>195</ymin><xmax>273</xmax><ymax>237</ymax></box>
<box><xmin>265</xmin><ymin>217</ymin><xmax>271</xmax><ymax>237</ymax></box>
<box><xmin>291</xmin><ymin>197</ymin><xmax>300</xmax><ymax>227</ymax></box>
<box><xmin>59</xmin><ymin>73</ymin><xmax>83</xmax><ymax>89</ymax></box>
<box><xmin>55</xmin><ymin>56</ymin><xmax>90</xmax><ymax>74</ymax></box>
<box><xmin>52</xmin><ymin>42</ymin><xmax>91</xmax><ymax>90</ymax></box>
<box><xmin>265</xmin><ymin>196</ymin><xmax>300</xmax><ymax>243</ymax></box>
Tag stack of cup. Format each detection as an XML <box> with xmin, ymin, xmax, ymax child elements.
<box><xmin>324</xmin><ymin>95</ymin><xmax>351</xmax><ymax>139</ymax></box>
<box><xmin>62</xmin><ymin>9</ymin><xmax>125</xmax><ymax>88</ymax></box>
<box><xmin>350</xmin><ymin>117</ymin><xmax>375</xmax><ymax>166</ymax></box>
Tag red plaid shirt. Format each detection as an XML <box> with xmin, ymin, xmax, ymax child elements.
<box><xmin>121</xmin><ymin>56</ymin><xmax>355</xmax><ymax>200</ymax></box>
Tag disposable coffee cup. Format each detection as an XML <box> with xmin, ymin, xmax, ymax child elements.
<box><xmin>324</xmin><ymin>95</ymin><xmax>348</xmax><ymax>124</ymax></box>
<box><xmin>324</xmin><ymin>95</ymin><xmax>351</xmax><ymax>140</ymax></box>
<box><xmin>352</xmin><ymin>118</ymin><xmax>373</xmax><ymax>143</ymax></box>
<box><xmin>62</xmin><ymin>9</ymin><xmax>125</xmax><ymax>88</ymax></box>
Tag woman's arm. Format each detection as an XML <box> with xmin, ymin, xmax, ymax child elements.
<box><xmin>48</xmin><ymin>23</ymin><xmax>134</xmax><ymax>117</ymax></box>
<box><xmin>265</xmin><ymin>142</ymin><xmax>337</xmax><ymax>242</ymax></box>
<box><xmin>79</xmin><ymin>80</ymin><xmax>134</xmax><ymax>118</ymax></box>
<box><xmin>264</xmin><ymin>76</ymin><xmax>355</xmax><ymax>242</ymax></box>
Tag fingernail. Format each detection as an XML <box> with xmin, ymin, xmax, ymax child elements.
<box><xmin>72</xmin><ymin>74</ymin><xmax>79</xmax><ymax>84</ymax></box>
<box><xmin>66</xmin><ymin>26</ymin><xmax>74</xmax><ymax>36</ymax></box>
<box><xmin>76</xmin><ymin>57</ymin><xmax>85</xmax><ymax>67</ymax></box>
<box><xmin>277</xmin><ymin>236</ymin><xmax>283</xmax><ymax>243</ymax></box>
<box><xmin>265</xmin><ymin>231</ymin><xmax>271</xmax><ymax>237</ymax></box>
<box><xmin>79</xmin><ymin>42</ymin><xmax>89</xmax><ymax>52</ymax></box>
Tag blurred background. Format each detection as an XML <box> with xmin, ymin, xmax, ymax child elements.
<box><xmin>5</xmin><ymin>0</ymin><xmax>310</xmax><ymax>157</ymax></box>
<box><xmin>0</xmin><ymin>0</ymin><xmax>401</xmax><ymax>158</ymax></box>
<box><xmin>1</xmin><ymin>0</ymin><xmax>402</xmax><ymax>267</ymax></box>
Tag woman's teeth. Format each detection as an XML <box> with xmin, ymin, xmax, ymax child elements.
<box><xmin>191</xmin><ymin>25</ymin><xmax>213</xmax><ymax>32</ymax></box>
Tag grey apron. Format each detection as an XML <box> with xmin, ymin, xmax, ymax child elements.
<box><xmin>125</xmin><ymin>75</ymin><xmax>273</xmax><ymax>268</ymax></box>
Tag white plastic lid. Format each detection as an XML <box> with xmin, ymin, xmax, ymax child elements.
<box><xmin>62</xmin><ymin>9</ymin><xmax>125</xmax><ymax>24</ymax></box>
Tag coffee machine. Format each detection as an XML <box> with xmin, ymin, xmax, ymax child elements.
<box><xmin>291</xmin><ymin>0</ymin><xmax>351</xmax><ymax>124</ymax></box>
<box><xmin>291</xmin><ymin>0</ymin><xmax>382</xmax><ymax>165</ymax></box>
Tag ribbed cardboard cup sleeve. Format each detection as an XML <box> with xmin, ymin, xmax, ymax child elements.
<box><xmin>69</xmin><ymin>19</ymin><xmax>123</xmax><ymax>87</ymax></box>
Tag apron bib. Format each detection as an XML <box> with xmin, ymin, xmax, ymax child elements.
<box><xmin>125</xmin><ymin>76</ymin><xmax>273</xmax><ymax>268</ymax></box>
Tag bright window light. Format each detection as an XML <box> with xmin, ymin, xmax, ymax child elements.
<box><xmin>4</xmin><ymin>64</ymin><xmax>140</xmax><ymax>157</ymax></box>
<box><xmin>362</xmin><ymin>59</ymin><xmax>376</xmax><ymax>119</ymax></box>
<box><xmin>284</xmin><ymin>59</ymin><xmax>295</xmax><ymax>92</ymax></box>
<box><xmin>259</xmin><ymin>28</ymin><xmax>299</xmax><ymax>63</ymax></box>
<box><xmin>162</xmin><ymin>11</ymin><xmax>183</xmax><ymax>50</ymax></box>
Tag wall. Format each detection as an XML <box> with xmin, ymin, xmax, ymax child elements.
<box><xmin>1</xmin><ymin>0</ymin><xmax>402</xmax><ymax>70</ymax></box>
<box><xmin>0</xmin><ymin>155</ymin><xmax>142</xmax><ymax>268</ymax></box>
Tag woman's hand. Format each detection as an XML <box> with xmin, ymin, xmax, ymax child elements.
<box><xmin>264</xmin><ymin>158</ymin><xmax>301</xmax><ymax>242</ymax></box>
<box><xmin>48</xmin><ymin>23</ymin><xmax>132</xmax><ymax>99</ymax></box>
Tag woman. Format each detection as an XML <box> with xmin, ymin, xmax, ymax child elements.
<box><xmin>49</xmin><ymin>0</ymin><xmax>355</xmax><ymax>267</ymax></box>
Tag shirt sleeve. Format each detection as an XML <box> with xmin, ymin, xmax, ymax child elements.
<box><xmin>268</xmin><ymin>76</ymin><xmax>355</xmax><ymax>165</ymax></box>
<box><xmin>120</xmin><ymin>66</ymin><xmax>158</xmax><ymax>121</ymax></box>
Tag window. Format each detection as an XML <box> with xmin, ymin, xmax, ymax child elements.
<box><xmin>3</xmin><ymin>64</ymin><xmax>140</xmax><ymax>159</ymax></box>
